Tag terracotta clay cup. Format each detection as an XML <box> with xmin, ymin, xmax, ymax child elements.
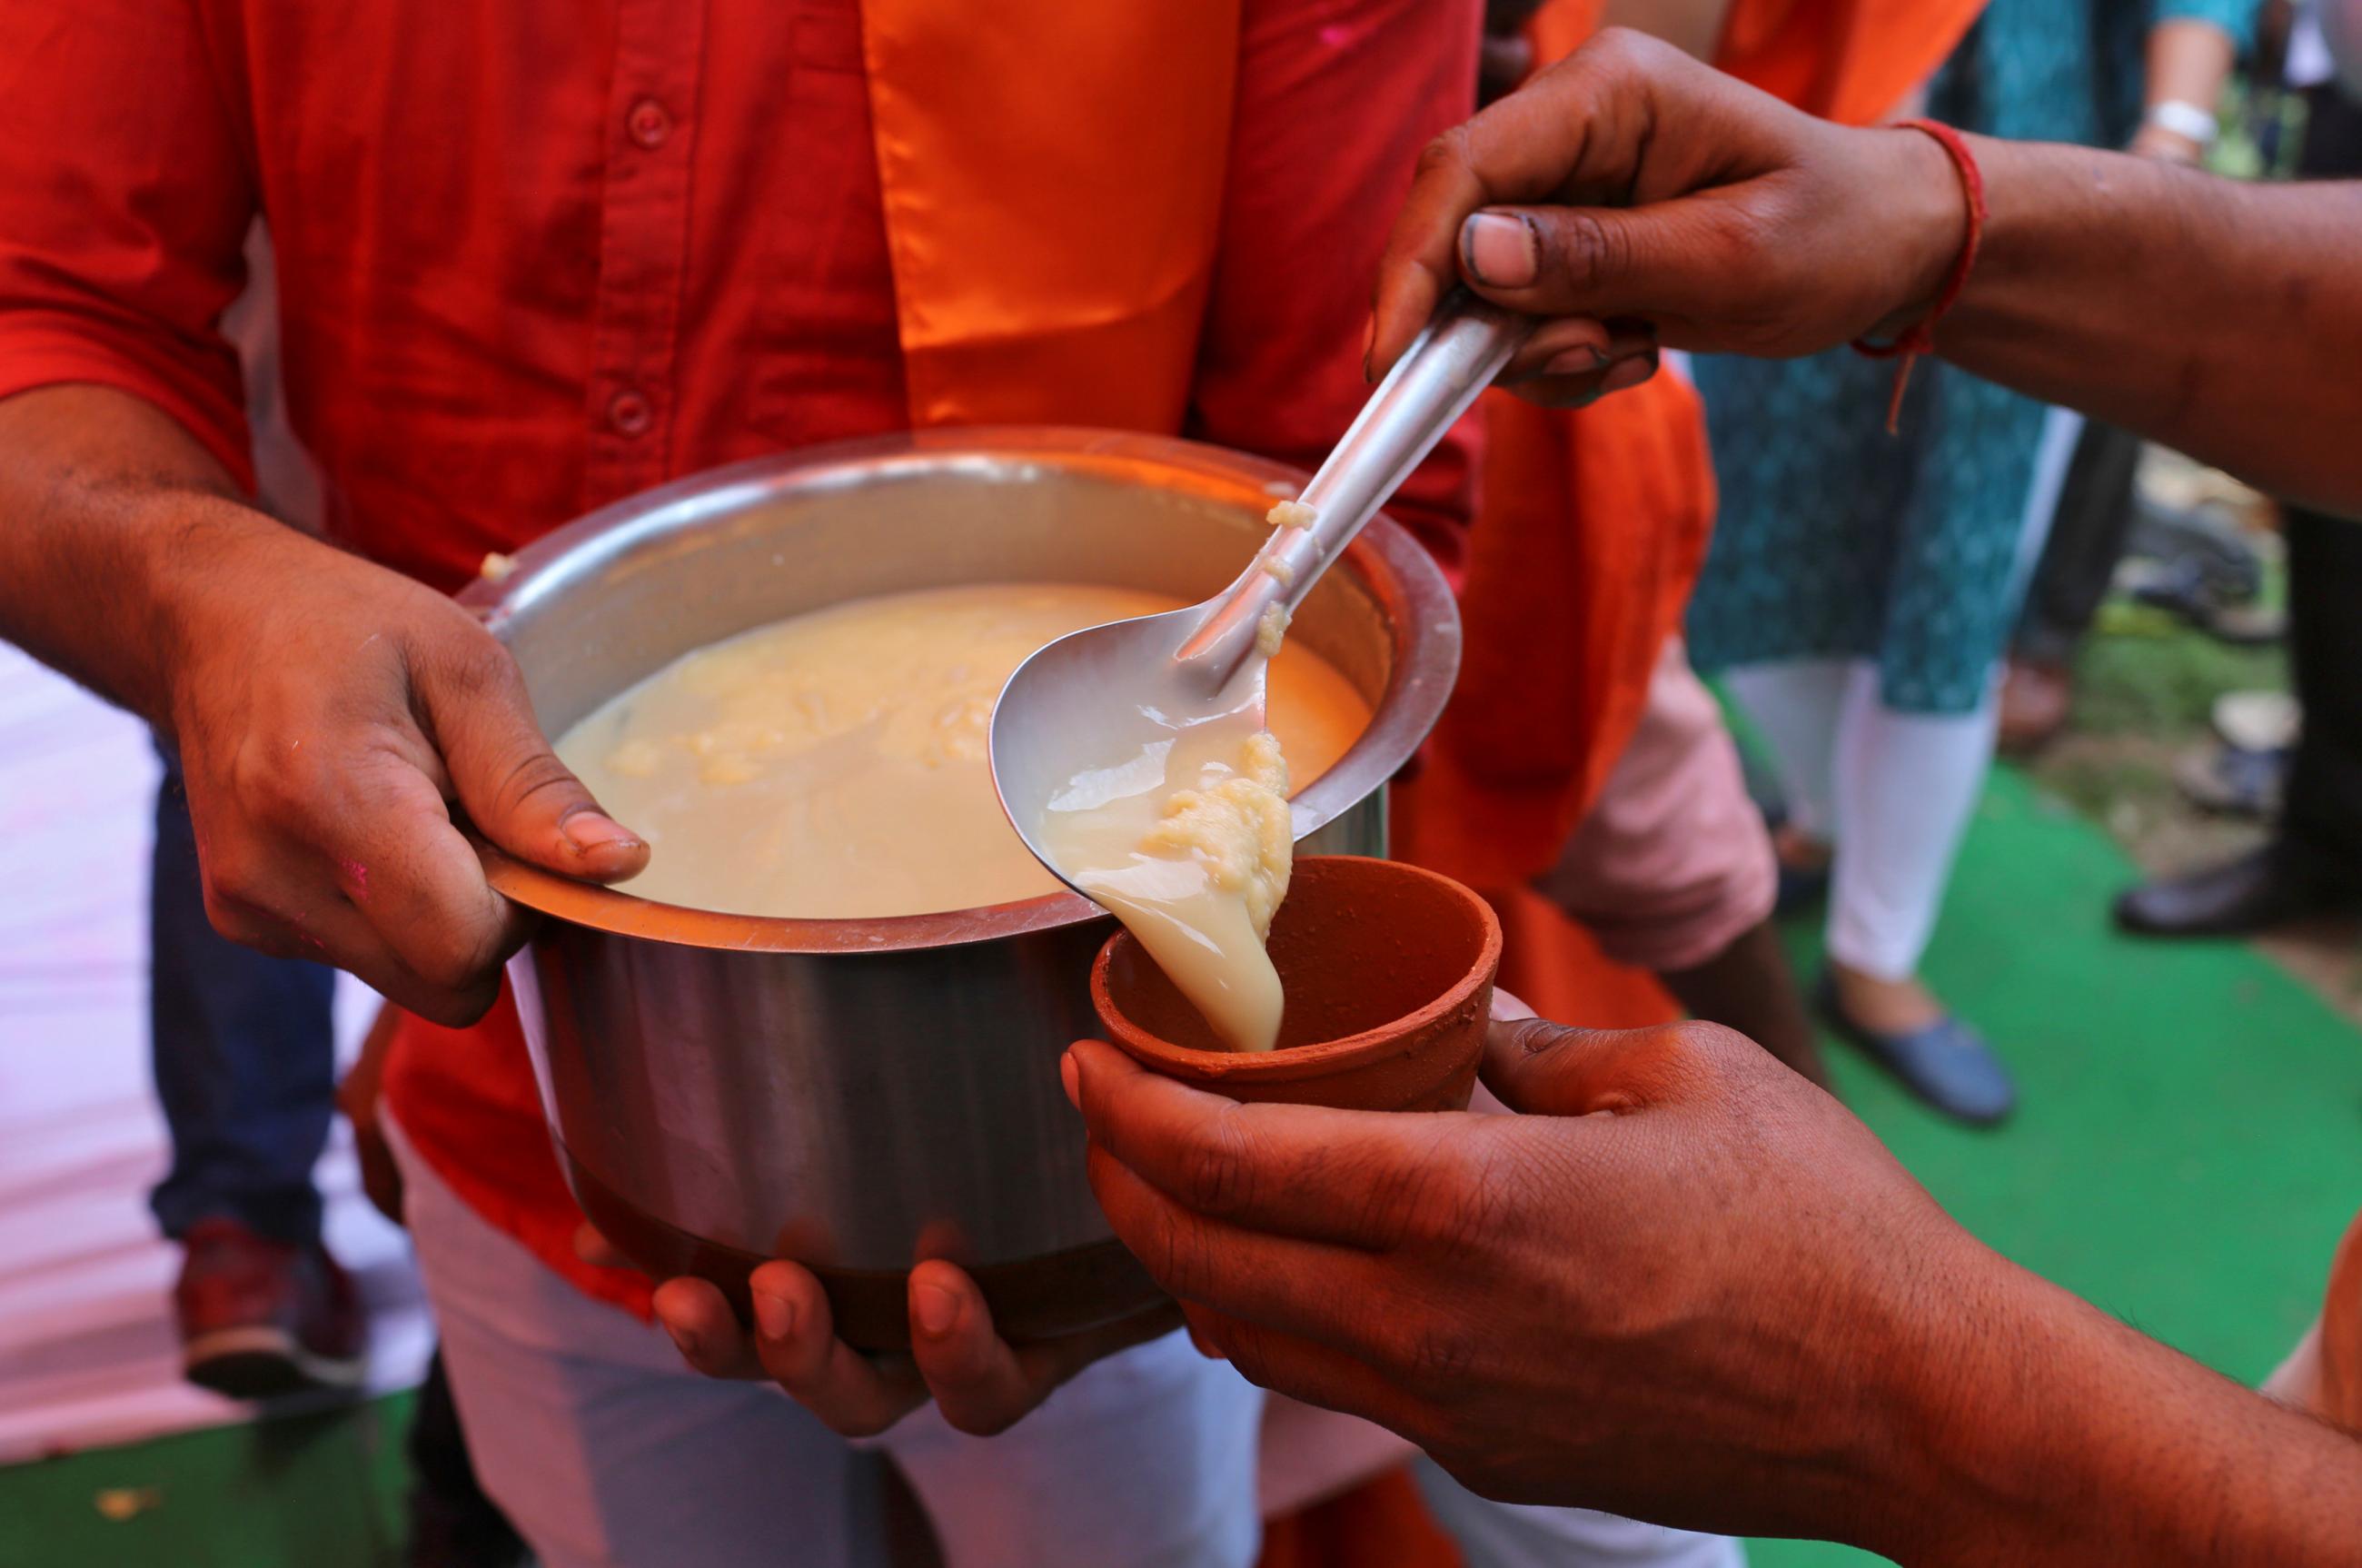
<box><xmin>1090</xmin><ymin>856</ymin><xmax>1504</xmax><ymax>1110</ymax></box>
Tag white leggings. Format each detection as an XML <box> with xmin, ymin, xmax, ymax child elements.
<box><xmin>1723</xmin><ymin>660</ymin><xmax>2000</xmax><ymax>980</ymax></box>
<box><xmin>1723</xmin><ymin>407</ymin><xmax>2076</xmax><ymax>981</ymax></box>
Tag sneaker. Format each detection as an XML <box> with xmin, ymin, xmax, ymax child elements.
<box><xmin>175</xmin><ymin>1217</ymin><xmax>367</xmax><ymax>1399</ymax></box>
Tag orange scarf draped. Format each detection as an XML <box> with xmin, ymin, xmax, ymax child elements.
<box><xmin>861</xmin><ymin>2</ymin><xmax>1242</xmax><ymax>432</ymax></box>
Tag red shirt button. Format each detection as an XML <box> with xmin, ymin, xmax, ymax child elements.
<box><xmin>626</xmin><ymin>98</ymin><xmax>671</xmax><ymax>150</ymax></box>
<box><xmin>607</xmin><ymin>389</ymin><xmax>653</xmax><ymax>436</ymax></box>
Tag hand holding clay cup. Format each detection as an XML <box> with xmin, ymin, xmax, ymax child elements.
<box><xmin>1066</xmin><ymin>1008</ymin><xmax>2003</xmax><ymax>1552</ymax></box>
<box><xmin>1088</xmin><ymin>856</ymin><xmax>1504</xmax><ymax>1113</ymax></box>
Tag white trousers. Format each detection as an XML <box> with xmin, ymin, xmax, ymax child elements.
<box><xmin>1722</xmin><ymin>409</ymin><xmax>2073</xmax><ymax>980</ymax></box>
<box><xmin>1723</xmin><ymin>659</ymin><xmax>2000</xmax><ymax>980</ymax></box>
<box><xmin>1415</xmin><ymin>1462</ymin><xmax>1744</xmax><ymax>1568</ymax></box>
<box><xmin>391</xmin><ymin>1117</ymin><xmax>1265</xmax><ymax>1568</ymax></box>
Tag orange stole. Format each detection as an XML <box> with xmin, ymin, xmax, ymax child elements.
<box><xmin>1712</xmin><ymin>0</ymin><xmax>1990</xmax><ymax>124</ymax></box>
<box><xmin>1528</xmin><ymin>0</ymin><xmax>1988</xmax><ymax>123</ymax></box>
<box><xmin>859</xmin><ymin>1</ymin><xmax>1242</xmax><ymax>432</ymax></box>
<box><xmin>1394</xmin><ymin>377</ymin><xmax>1713</xmax><ymax>1027</ymax></box>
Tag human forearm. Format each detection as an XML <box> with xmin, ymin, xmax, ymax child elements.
<box><xmin>0</xmin><ymin>383</ymin><xmax>290</xmax><ymax>728</ymax></box>
<box><xmin>2140</xmin><ymin>16</ymin><xmax>2237</xmax><ymax>129</ymax></box>
<box><xmin>1887</xmin><ymin>1254</ymin><xmax>2362</xmax><ymax>1566</ymax></box>
<box><xmin>1938</xmin><ymin>140</ymin><xmax>2362</xmax><ymax>513</ymax></box>
<box><xmin>1376</xmin><ymin>35</ymin><xmax>2362</xmax><ymax>514</ymax></box>
<box><xmin>0</xmin><ymin>382</ymin><xmax>643</xmax><ymax>1023</ymax></box>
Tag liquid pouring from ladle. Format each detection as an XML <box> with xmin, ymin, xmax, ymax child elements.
<box><xmin>990</xmin><ymin>290</ymin><xmax>1531</xmax><ymax>894</ymax></box>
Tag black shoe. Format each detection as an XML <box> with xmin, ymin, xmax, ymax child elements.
<box><xmin>1775</xmin><ymin>858</ymin><xmax>1831</xmax><ymax>917</ymax></box>
<box><xmin>2114</xmin><ymin>843</ymin><xmax>2362</xmax><ymax>938</ymax></box>
<box><xmin>1814</xmin><ymin>976</ymin><xmax>2016</xmax><ymax>1126</ymax></box>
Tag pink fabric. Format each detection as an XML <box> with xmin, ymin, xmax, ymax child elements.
<box><xmin>1540</xmin><ymin>641</ymin><xmax>1775</xmax><ymax>974</ymax></box>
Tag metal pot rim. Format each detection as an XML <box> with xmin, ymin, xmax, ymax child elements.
<box><xmin>463</xmin><ymin>426</ymin><xmax>1460</xmax><ymax>955</ymax></box>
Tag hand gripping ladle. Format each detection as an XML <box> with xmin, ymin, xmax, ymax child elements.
<box><xmin>991</xmin><ymin>291</ymin><xmax>1529</xmax><ymax>887</ymax></box>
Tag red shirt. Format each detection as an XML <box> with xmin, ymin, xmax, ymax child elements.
<box><xmin>0</xmin><ymin>0</ymin><xmax>1478</xmax><ymax>1313</ymax></box>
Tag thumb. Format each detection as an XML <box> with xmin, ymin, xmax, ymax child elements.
<box><xmin>1480</xmin><ymin>1017</ymin><xmax>1727</xmax><ymax>1117</ymax></box>
<box><xmin>1455</xmin><ymin>194</ymin><xmax>1748</xmax><ymax>323</ymax></box>
<box><xmin>422</xmin><ymin>640</ymin><xmax>650</xmax><ymax>882</ymax></box>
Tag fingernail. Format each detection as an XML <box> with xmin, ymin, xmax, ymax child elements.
<box><xmin>752</xmin><ymin>1288</ymin><xmax>794</xmax><ymax>1343</ymax></box>
<box><xmin>1600</xmin><ymin>354</ymin><xmax>1659</xmax><ymax>395</ymax></box>
<box><xmin>1360</xmin><ymin>314</ymin><xmax>1375</xmax><ymax>383</ymax></box>
<box><xmin>1059</xmin><ymin>1049</ymin><xmax>1081</xmax><ymax>1110</ymax></box>
<box><xmin>1540</xmin><ymin>346</ymin><xmax>1610</xmax><ymax>378</ymax></box>
<box><xmin>663</xmin><ymin>1321</ymin><xmax>700</xmax><ymax>1364</ymax></box>
<box><xmin>561</xmin><ymin>810</ymin><xmax>642</xmax><ymax>858</ymax></box>
<box><xmin>913</xmin><ymin>1282</ymin><xmax>960</xmax><ymax>1338</ymax></box>
<box><xmin>1461</xmin><ymin>212</ymin><xmax>1537</xmax><ymax>289</ymax></box>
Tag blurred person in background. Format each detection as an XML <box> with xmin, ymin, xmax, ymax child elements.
<box><xmin>2114</xmin><ymin>0</ymin><xmax>2362</xmax><ymax>936</ymax></box>
<box><xmin>2000</xmin><ymin>0</ymin><xmax>2312</xmax><ymax>758</ymax></box>
<box><xmin>1996</xmin><ymin>5</ymin><xmax>2249</xmax><ymax>752</ymax></box>
<box><xmin>1682</xmin><ymin>0</ymin><xmax>2252</xmax><ymax>1126</ymax></box>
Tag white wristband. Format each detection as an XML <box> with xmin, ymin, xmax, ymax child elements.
<box><xmin>2144</xmin><ymin>98</ymin><xmax>2219</xmax><ymax>146</ymax></box>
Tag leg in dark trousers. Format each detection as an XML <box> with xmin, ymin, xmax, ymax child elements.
<box><xmin>2280</xmin><ymin>505</ymin><xmax>2362</xmax><ymax>865</ymax></box>
<box><xmin>2013</xmin><ymin>419</ymin><xmax>2144</xmax><ymax>670</ymax></box>
<box><xmin>2000</xmin><ymin>416</ymin><xmax>2144</xmax><ymax>751</ymax></box>
<box><xmin>406</xmin><ymin>1349</ymin><xmax>529</xmax><ymax>1568</ymax></box>
<box><xmin>152</xmin><ymin>744</ymin><xmax>364</xmax><ymax>1398</ymax></box>
<box><xmin>150</xmin><ymin>749</ymin><xmax>340</xmax><ymax>1246</ymax></box>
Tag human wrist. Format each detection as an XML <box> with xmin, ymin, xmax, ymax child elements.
<box><xmin>1870</xmin><ymin>1246</ymin><xmax>2228</xmax><ymax>1568</ymax></box>
<box><xmin>139</xmin><ymin>495</ymin><xmax>322</xmax><ymax>733</ymax></box>
<box><xmin>1865</xmin><ymin>123</ymin><xmax>1977</xmax><ymax>343</ymax></box>
<box><xmin>1822</xmin><ymin>1229</ymin><xmax>2053</xmax><ymax>1564</ymax></box>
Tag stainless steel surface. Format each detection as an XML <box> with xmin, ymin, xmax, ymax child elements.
<box><xmin>989</xmin><ymin>295</ymin><xmax>1522</xmax><ymax>888</ymax></box>
<box><xmin>463</xmin><ymin>428</ymin><xmax>1460</xmax><ymax>1277</ymax></box>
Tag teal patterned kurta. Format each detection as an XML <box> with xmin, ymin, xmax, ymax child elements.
<box><xmin>1687</xmin><ymin>0</ymin><xmax>2254</xmax><ymax>714</ymax></box>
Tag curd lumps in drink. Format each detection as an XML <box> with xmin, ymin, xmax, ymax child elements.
<box><xmin>556</xmin><ymin>582</ymin><xmax>1366</xmax><ymax>924</ymax></box>
<box><xmin>1037</xmin><ymin>713</ymin><xmax>1295</xmax><ymax>1053</ymax></box>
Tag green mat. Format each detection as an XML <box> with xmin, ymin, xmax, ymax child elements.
<box><xmin>0</xmin><ymin>1397</ymin><xmax>412</xmax><ymax>1568</ymax></box>
<box><xmin>5</xmin><ymin>768</ymin><xmax>2357</xmax><ymax>1568</ymax></box>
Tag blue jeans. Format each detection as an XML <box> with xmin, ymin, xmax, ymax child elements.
<box><xmin>149</xmin><ymin>747</ymin><xmax>338</xmax><ymax>1246</ymax></box>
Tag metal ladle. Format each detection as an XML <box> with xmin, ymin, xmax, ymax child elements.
<box><xmin>991</xmin><ymin>291</ymin><xmax>1529</xmax><ymax>888</ymax></box>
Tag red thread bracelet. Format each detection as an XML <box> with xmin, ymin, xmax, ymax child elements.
<box><xmin>1851</xmin><ymin>119</ymin><xmax>1987</xmax><ymax>433</ymax></box>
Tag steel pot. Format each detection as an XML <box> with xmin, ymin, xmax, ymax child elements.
<box><xmin>465</xmin><ymin>428</ymin><xmax>1460</xmax><ymax>1348</ymax></box>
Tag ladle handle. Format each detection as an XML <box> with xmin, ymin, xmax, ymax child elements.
<box><xmin>1178</xmin><ymin>290</ymin><xmax>1531</xmax><ymax>689</ymax></box>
